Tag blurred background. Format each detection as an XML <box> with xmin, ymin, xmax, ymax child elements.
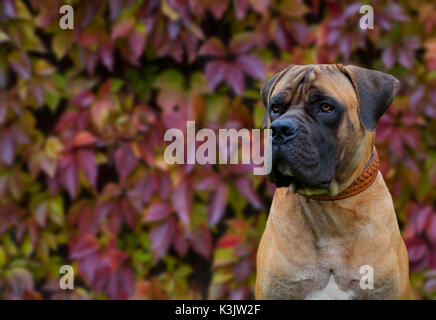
<box><xmin>0</xmin><ymin>0</ymin><xmax>435</xmax><ymax>300</ymax></box>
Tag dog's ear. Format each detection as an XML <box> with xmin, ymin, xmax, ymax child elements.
<box><xmin>260</xmin><ymin>72</ymin><xmax>280</xmax><ymax>129</ymax></box>
<box><xmin>338</xmin><ymin>64</ymin><xmax>400</xmax><ymax>131</ymax></box>
<box><xmin>260</xmin><ymin>66</ymin><xmax>292</xmax><ymax>129</ymax></box>
<box><xmin>260</xmin><ymin>72</ymin><xmax>281</xmax><ymax>108</ymax></box>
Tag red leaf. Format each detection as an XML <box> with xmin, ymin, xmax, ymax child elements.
<box><xmin>229</xmin><ymin>32</ymin><xmax>257</xmax><ymax>54</ymax></box>
<box><xmin>426</xmin><ymin>214</ymin><xmax>436</xmax><ymax>245</ymax></box>
<box><xmin>406</xmin><ymin>204</ymin><xmax>432</xmax><ymax>237</ymax></box>
<box><xmin>190</xmin><ymin>224</ymin><xmax>212</xmax><ymax>259</ymax></box>
<box><xmin>173</xmin><ymin>224</ymin><xmax>189</xmax><ymax>257</ymax></box>
<box><xmin>217</xmin><ymin>234</ymin><xmax>243</xmax><ymax>248</ymax></box>
<box><xmin>150</xmin><ymin>217</ymin><xmax>176</xmax><ymax>261</ymax></box>
<box><xmin>405</xmin><ymin>237</ymin><xmax>428</xmax><ymax>268</ymax></box>
<box><xmin>207</xmin><ymin>0</ymin><xmax>229</xmax><ymax>19</ymax></box>
<box><xmin>91</xmin><ymin>97</ymin><xmax>115</xmax><ymax>130</ymax></box>
<box><xmin>143</xmin><ymin>201</ymin><xmax>173</xmax><ymax>223</ymax></box>
<box><xmin>73</xmin><ymin>131</ymin><xmax>98</xmax><ymax>147</ymax></box>
<box><xmin>111</xmin><ymin>18</ymin><xmax>135</xmax><ymax>40</ymax></box>
<box><xmin>121</xmin><ymin>198</ymin><xmax>137</xmax><ymax>229</ymax></box>
<box><xmin>198</xmin><ymin>38</ymin><xmax>227</xmax><ymax>57</ymax></box>
<box><xmin>70</xmin><ymin>234</ymin><xmax>100</xmax><ymax>259</ymax></box>
<box><xmin>76</xmin><ymin>149</ymin><xmax>97</xmax><ymax>189</ymax></box>
<box><xmin>208</xmin><ymin>183</ymin><xmax>229</xmax><ymax>226</ymax></box>
<box><xmin>129</xmin><ymin>24</ymin><xmax>147</xmax><ymax>61</ymax></box>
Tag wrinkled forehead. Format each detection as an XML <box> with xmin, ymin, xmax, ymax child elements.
<box><xmin>269</xmin><ymin>64</ymin><xmax>358</xmax><ymax>109</ymax></box>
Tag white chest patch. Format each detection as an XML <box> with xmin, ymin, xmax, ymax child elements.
<box><xmin>305</xmin><ymin>274</ymin><xmax>355</xmax><ymax>300</ymax></box>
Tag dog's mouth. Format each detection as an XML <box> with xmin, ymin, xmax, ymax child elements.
<box><xmin>270</xmin><ymin>167</ymin><xmax>331</xmax><ymax>193</ymax></box>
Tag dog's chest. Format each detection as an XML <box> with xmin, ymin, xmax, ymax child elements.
<box><xmin>305</xmin><ymin>274</ymin><xmax>354</xmax><ymax>300</ymax></box>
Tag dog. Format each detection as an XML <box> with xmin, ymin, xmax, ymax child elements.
<box><xmin>255</xmin><ymin>64</ymin><xmax>409</xmax><ymax>299</ymax></box>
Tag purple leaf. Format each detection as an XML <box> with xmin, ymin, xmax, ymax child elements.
<box><xmin>225</xmin><ymin>63</ymin><xmax>244</xmax><ymax>94</ymax></box>
<box><xmin>0</xmin><ymin>129</ymin><xmax>15</xmax><ymax>165</ymax></box>
<box><xmin>398</xmin><ymin>50</ymin><xmax>414</xmax><ymax>69</ymax></box>
<box><xmin>406</xmin><ymin>237</ymin><xmax>428</xmax><ymax>264</ymax></box>
<box><xmin>59</xmin><ymin>156</ymin><xmax>79</xmax><ymax>199</ymax></box>
<box><xmin>208</xmin><ymin>183</ymin><xmax>229</xmax><ymax>226</ymax></box>
<box><xmin>171</xmin><ymin>180</ymin><xmax>192</xmax><ymax>227</ymax></box>
<box><xmin>70</xmin><ymin>91</ymin><xmax>95</xmax><ymax>108</ymax></box>
<box><xmin>410</xmin><ymin>85</ymin><xmax>425</xmax><ymax>110</ymax></box>
<box><xmin>9</xmin><ymin>52</ymin><xmax>31</xmax><ymax>79</ymax></box>
<box><xmin>190</xmin><ymin>225</ymin><xmax>212</xmax><ymax>259</ymax></box>
<box><xmin>196</xmin><ymin>174</ymin><xmax>220</xmax><ymax>191</ymax></box>
<box><xmin>150</xmin><ymin>217</ymin><xmax>176</xmax><ymax>261</ymax></box>
<box><xmin>381</xmin><ymin>47</ymin><xmax>396</xmax><ymax>69</ymax></box>
<box><xmin>235</xmin><ymin>177</ymin><xmax>263</xmax><ymax>209</ymax></box>
<box><xmin>234</xmin><ymin>0</ymin><xmax>249</xmax><ymax>19</ymax></box>
<box><xmin>115</xmin><ymin>144</ymin><xmax>139</xmax><ymax>184</ymax></box>
<box><xmin>143</xmin><ymin>202</ymin><xmax>173</xmax><ymax>223</ymax></box>
<box><xmin>76</xmin><ymin>149</ymin><xmax>97</xmax><ymax>189</ymax></box>
<box><xmin>205</xmin><ymin>60</ymin><xmax>226</xmax><ymax>91</ymax></box>
<box><xmin>129</xmin><ymin>24</ymin><xmax>147</xmax><ymax>61</ymax></box>
<box><xmin>108</xmin><ymin>0</ymin><xmax>122</xmax><ymax>20</ymax></box>
<box><xmin>233</xmin><ymin>258</ymin><xmax>251</xmax><ymax>281</ymax></box>
<box><xmin>100</xmin><ymin>42</ymin><xmax>114</xmax><ymax>71</ymax></box>
<box><xmin>199</xmin><ymin>38</ymin><xmax>227</xmax><ymax>57</ymax></box>
<box><xmin>236</xmin><ymin>54</ymin><xmax>265</xmax><ymax>80</ymax></box>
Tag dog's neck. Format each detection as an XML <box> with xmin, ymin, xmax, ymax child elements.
<box><xmin>303</xmin><ymin>148</ymin><xmax>379</xmax><ymax>201</ymax></box>
<box><xmin>271</xmin><ymin>173</ymin><xmax>391</xmax><ymax>241</ymax></box>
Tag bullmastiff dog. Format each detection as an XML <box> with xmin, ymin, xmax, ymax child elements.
<box><xmin>256</xmin><ymin>64</ymin><xmax>409</xmax><ymax>299</ymax></box>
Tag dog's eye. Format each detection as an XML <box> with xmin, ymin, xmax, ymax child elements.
<box><xmin>319</xmin><ymin>104</ymin><xmax>334</xmax><ymax>113</ymax></box>
<box><xmin>271</xmin><ymin>104</ymin><xmax>280</xmax><ymax>113</ymax></box>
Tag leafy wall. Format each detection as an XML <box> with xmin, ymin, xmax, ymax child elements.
<box><xmin>0</xmin><ymin>0</ymin><xmax>435</xmax><ymax>299</ymax></box>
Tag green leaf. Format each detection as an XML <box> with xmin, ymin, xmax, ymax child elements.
<box><xmin>213</xmin><ymin>248</ymin><xmax>237</xmax><ymax>268</ymax></box>
<box><xmin>154</xmin><ymin>69</ymin><xmax>184</xmax><ymax>91</ymax></box>
<box><xmin>49</xmin><ymin>196</ymin><xmax>64</xmax><ymax>226</ymax></box>
<box><xmin>52</xmin><ymin>32</ymin><xmax>73</xmax><ymax>59</ymax></box>
<box><xmin>0</xmin><ymin>246</ymin><xmax>6</xmax><ymax>267</ymax></box>
<box><xmin>211</xmin><ymin>268</ymin><xmax>233</xmax><ymax>285</ymax></box>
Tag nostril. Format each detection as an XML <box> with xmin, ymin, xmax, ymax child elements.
<box><xmin>271</xmin><ymin>118</ymin><xmax>299</xmax><ymax>141</ymax></box>
<box><xmin>271</xmin><ymin>126</ymin><xmax>277</xmax><ymax>138</ymax></box>
<box><xmin>282</xmin><ymin>126</ymin><xmax>294</xmax><ymax>137</ymax></box>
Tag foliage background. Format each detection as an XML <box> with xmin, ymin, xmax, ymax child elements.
<box><xmin>0</xmin><ymin>0</ymin><xmax>435</xmax><ymax>299</ymax></box>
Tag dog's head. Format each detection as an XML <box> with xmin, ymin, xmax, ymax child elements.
<box><xmin>260</xmin><ymin>64</ymin><xmax>399</xmax><ymax>196</ymax></box>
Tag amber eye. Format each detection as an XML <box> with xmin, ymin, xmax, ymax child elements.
<box><xmin>271</xmin><ymin>104</ymin><xmax>280</xmax><ymax>113</ymax></box>
<box><xmin>319</xmin><ymin>104</ymin><xmax>333</xmax><ymax>113</ymax></box>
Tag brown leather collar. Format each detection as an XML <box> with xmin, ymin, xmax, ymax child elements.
<box><xmin>304</xmin><ymin>149</ymin><xmax>380</xmax><ymax>201</ymax></box>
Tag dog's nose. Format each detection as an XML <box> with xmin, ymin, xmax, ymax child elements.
<box><xmin>271</xmin><ymin>118</ymin><xmax>299</xmax><ymax>143</ymax></box>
